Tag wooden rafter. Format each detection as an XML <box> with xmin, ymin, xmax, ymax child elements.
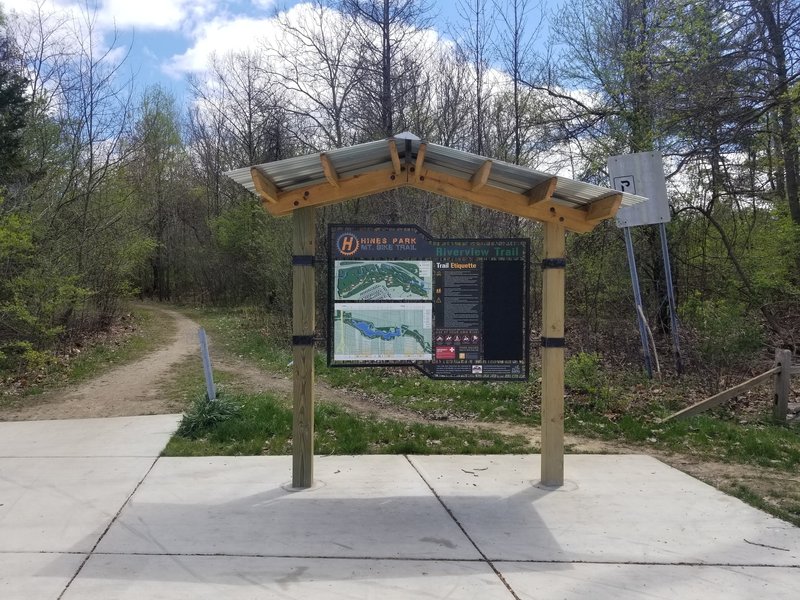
<box><xmin>264</xmin><ymin>168</ymin><xmax>403</xmax><ymax>216</ymax></box>
<box><xmin>251</xmin><ymin>167</ymin><xmax>280</xmax><ymax>204</ymax></box>
<box><xmin>319</xmin><ymin>153</ymin><xmax>339</xmax><ymax>188</ymax></box>
<box><xmin>586</xmin><ymin>192</ymin><xmax>622</xmax><ymax>221</ymax></box>
<box><xmin>470</xmin><ymin>160</ymin><xmax>492</xmax><ymax>191</ymax></box>
<box><xmin>527</xmin><ymin>177</ymin><xmax>557</xmax><ymax>206</ymax></box>
<box><xmin>414</xmin><ymin>142</ymin><xmax>427</xmax><ymax>174</ymax></box>
<box><xmin>388</xmin><ymin>139</ymin><xmax>402</xmax><ymax>174</ymax></box>
<box><xmin>414</xmin><ymin>167</ymin><xmax>595</xmax><ymax>232</ymax></box>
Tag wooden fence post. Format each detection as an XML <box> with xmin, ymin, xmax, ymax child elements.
<box><xmin>773</xmin><ymin>348</ymin><xmax>792</xmax><ymax>423</ymax></box>
<box><xmin>541</xmin><ymin>222</ymin><xmax>566</xmax><ymax>486</ymax></box>
<box><xmin>292</xmin><ymin>207</ymin><xmax>316</xmax><ymax>488</ymax></box>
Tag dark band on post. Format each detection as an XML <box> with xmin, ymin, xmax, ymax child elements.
<box><xmin>541</xmin><ymin>337</ymin><xmax>565</xmax><ymax>348</ymax></box>
<box><xmin>292</xmin><ymin>335</ymin><xmax>315</xmax><ymax>346</ymax></box>
<box><xmin>541</xmin><ymin>258</ymin><xmax>566</xmax><ymax>269</ymax></box>
<box><xmin>292</xmin><ymin>255</ymin><xmax>315</xmax><ymax>266</ymax></box>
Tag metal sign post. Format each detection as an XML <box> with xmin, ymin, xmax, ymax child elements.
<box><xmin>198</xmin><ymin>327</ymin><xmax>217</xmax><ymax>401</ymax></box>
<box><xmin>622</xmin><ymin>227</ymin><xmax>654</xmax><ymax>378</ymax></box>
<box><xmin>658</xmin><ymin>222</ymin><xmax>683</xmax><ymax>374</ymax></box>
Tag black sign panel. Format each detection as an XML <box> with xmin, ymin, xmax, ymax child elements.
<box><xmin>328</xmin><ymin>225</ymin><xmax>529</xmax><ymax>380</ymax></box>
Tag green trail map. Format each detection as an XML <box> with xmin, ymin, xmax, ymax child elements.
<box><xmin>333</xmin><ymin>303</ymin><xmax>433</xmax><ymax>362</ymax></box>
<box><xmin>335</xmin><ymin>261</ymin><xmax>432</xmax><ymax>301</ymax></box>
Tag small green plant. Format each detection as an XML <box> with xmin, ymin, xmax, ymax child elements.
<box><xmin>565</xmin><ymin>352</ymin><xmax>603</xmax><ymax>394</ymax></box>
<box><xmin>175</xmin><ymin>392</ymin><xmax>241</xmax><ymax>439</ymax></box>
<box><xmin>565</xmin><ymin>352</ymin><xmax>629</xmax><ymax>414</ymax></box>
<box><xmin>679</xmin><ymin>294</ymin><xmax>763</xmax><ymax>372</ymax></box>
<box><xmin>0</xmin><ymin>340</ymin><xmax>52</xmax><ymax>373</ymax></box>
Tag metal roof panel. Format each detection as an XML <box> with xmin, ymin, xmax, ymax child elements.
<box><xmin>224</xmin><ymin>133</ymin><xmax>647</xmax><ymax>209</ymax></box>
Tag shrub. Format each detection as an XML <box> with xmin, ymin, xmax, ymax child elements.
<box><xmin>679</xmin><ymin>293</ymin><xmax>763</xmax><ymax>371</ymax></box>
<box><xmin>175</xmin><ymin>392</ymin><xmax>241</xmax><ymax>439</ymax></box>
<box><xmin>565</xmin><ymin>352</ymin><xmax>604</xmax><ymax>394</ymax></box>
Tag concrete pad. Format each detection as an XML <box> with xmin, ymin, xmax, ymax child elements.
<box><xmin>64</xmin><ymin>555</ymin><xmax>512</xmax><ymax>599</ymax></box>
<box><xmin>496</xmin><ymin>563</ymin><xmax>798</xmax><ymax>599</ymax></box>
<box><xmin>409</xmin><ymin>454</ymin><xmax>800</xmax><ymax>565</ymax></box>
<box><xmin>0</xmin><ymin>553</ymin><xmax>84</xmax><ymax>600</ymax></box>
<box><xmin>97</xmin><ymin>455</ymin><xmax>479</xmax><ymax>559</ymax></box>
<box><xmin>0</xmin><ymin>457</ymin><xmax>155</xmax><ymax>552</ymax></box>
<box><xmin>0</xmin><ymin>414</ymin><xmax>181</xmax><ymax>457</ymax></box>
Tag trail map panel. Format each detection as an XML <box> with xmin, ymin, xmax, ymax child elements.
<box><xmin>333</xmin><ymin>303</ymin><xmax>433</xmax><ymax>362</ymax></box>
<box><xmin>334</xmin><ymin>261</ymin><xmax>432</xmax><ymax>300</ymax></box>
<box><xmin>328</xmin><ymin>225</ymin><xmax>529</xmax><ymax>381</ymax></box>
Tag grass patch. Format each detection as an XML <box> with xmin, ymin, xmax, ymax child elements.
<box><xmin>164</xmin><ymin>392</ymin><xmax>532</xmax><ymax>457</ymax></box>
<box><xmin>156</xmin><ymin>353</ymin><xmax>241</xmax><ymax>408</ymax></box>
<box><xmin>177</xmin><ymin>307</ymin><xmax>800</xmax><ymax>473</ymax></box>
<box><xmin>179</xmin><ymin>306</ymin><xmax>293</xmax><ymax>375</ymax></box>
<box><xmin>182</xmin><ymin>305</ymin><xmax>539</xmax><ymax>423</ymax></box>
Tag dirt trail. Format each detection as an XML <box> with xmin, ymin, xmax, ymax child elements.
<box><xmin>1</xmin><ymin>307</ymin><xmax>199</xmax><ymax>421</ymax></box>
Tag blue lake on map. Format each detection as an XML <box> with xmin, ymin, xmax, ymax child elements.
<box><xmin>352</xmin><ymin>320</ymin><xmax>402</xmax><ymax>341</ymax></box>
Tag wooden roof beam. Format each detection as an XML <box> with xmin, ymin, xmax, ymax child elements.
<box><xmin>251</xmin><ymin>167</ymin><xmax>280</xmax><ymax>204</ymax></box>
<box><xmin>264</xmin><ymin>168</ymin><xmax>403</xmax><ymax>216</ymax></box>
<box><xmin>470</xmin><ymin>159</ymin><xmax>493</xmax><ymax>191</ymax></box>
<box><xmin>586</xmin><ymin>192</ymin><xmax>623</xmax><ymax>222</ymax></box>
<box><xmin>388</xmin><ymin>139</ymin><xmax>402</xmax><ymax>175</ymax></box>
<box><xmin>413</xmin><ymin>167</ymin><xmax>596</xmax><ymax>233</ymax></box>
<box><xmin>527</xmin><ymin>176</ymin><xmax>557</xmax><ymax>206</ymax></box>
<box><xmin>320</xmin><ymin>152</ymin><xmax>339</xmax><ymax>188</ymax></box>
<box><xmin>414</xmin><ymin>142</ymin><xmax>427</xmax><ymax>175</ymax></box>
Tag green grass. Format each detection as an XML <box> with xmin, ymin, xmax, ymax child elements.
<box><xmin>181</xmin><ymin>305</ymin><xmax>539</xmax><ymax>423</ymax></box>
<box><xmin>176</xmin><ymin>306</ymin><xmax>800</xmax><ymax>473</ymax></box>
<box><xmin>179</xmin><ymin>306</ymin><xmax>293</xmax><ymax>375</ymax></box>
<box><xmin>566</xmin><ymin>409</ymin><xmax>800</xmax><ymax>472</ymax></box>
<box><xmin>164</xmin><ymin>392</ymin><xmax>532</xmax><ymax>457</ymax></box>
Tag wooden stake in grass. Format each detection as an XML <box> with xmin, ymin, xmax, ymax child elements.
<box><xmin>541</xmin><ymin>222</ymin><xmax>566</xmax><ymax>487</ymax></box>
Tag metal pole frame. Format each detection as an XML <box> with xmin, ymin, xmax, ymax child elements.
<box><xmin>623</xmin><ymin>227</ymin><xmax>653</xmax><ymax>378</ymax></box>
<box><xmin>658</xmin><ymin>223</ymin><xmax>683</xmax><ymax>374</ymax></box>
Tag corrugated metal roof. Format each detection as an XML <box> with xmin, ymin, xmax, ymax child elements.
<box><xmin>225</xmin><ymin>133</ymin><xmax>646</xmax><ymax>209</ymax></box>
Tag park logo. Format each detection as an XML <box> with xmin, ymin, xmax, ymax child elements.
<box><xmin>336</xmin><ymin>233</ymin><xmax>359</xmax><ymax>256</ymax></box>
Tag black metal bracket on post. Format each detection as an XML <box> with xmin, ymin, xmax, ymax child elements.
<box><xmin>541</xmin><ymin>337</ymin><xmax>565</xmax><ymax>348</ymax></box>
<box><xmin>292</xmin><ymin>335</ymin><xmax>315</xmax><ymax>346</ymax></box>
<box><xmin>541</xmin><ymin>258</ymin><xmax>566</xmax><ymax>269</ymax></box>
<box><xmin>292</xmin><ymin>255</ymin><xmax>315</xmax><ymax>266</ymax></box>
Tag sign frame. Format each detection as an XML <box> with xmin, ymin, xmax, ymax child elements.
<box><xmin>609</xmin><ymin>151</ymin><xmax>671</xmax><ymax>228</ymax></box>
<box><xmin>326</xmin><ymin>224</ymin><xmax>530</xmax><ymax>381</ymax></box>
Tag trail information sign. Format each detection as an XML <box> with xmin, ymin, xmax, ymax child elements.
<box><xmin>328</xmin><ymin>225</ymin><xmax>529</xmax><ymax>380</ymax></box>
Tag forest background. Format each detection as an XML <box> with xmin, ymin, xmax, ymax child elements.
<box><xmin>1</xmin><ymin>0</ymin><xmax>799</xmax><ymax>386</ymax></box>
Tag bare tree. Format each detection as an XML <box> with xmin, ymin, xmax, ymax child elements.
<box><xmin>264</xmin><ymin>2</ymin><xmax>363</xmax><ymax>149</ymax></box>
<box><xmin>452</xmin><ymin>0</ymin><xmax>494</xmax><ymax>155</ymax></box>
<box><xmin>492</xmin><ymin>0</ymin><xmax>544</xmax><ymax>164</ymax></box>
<box><xmin>338</xmin><ymin>0</ymin><xmax>433</xmax><ymax>138</ymax></box>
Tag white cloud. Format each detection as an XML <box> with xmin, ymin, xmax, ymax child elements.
<box><xmin>96</xmin><ymin>0</ymin><xmax>192</xmax><ymax>31</ymax></box>
<box><xmin>3</xmin><ymin>0</ymin><xmax>221</xmax><ymax>33</ymax></box>
<box><xmin>163</xmin><ymin>14</ymin><xmax>281</xmax><ymax>77</ymax></box>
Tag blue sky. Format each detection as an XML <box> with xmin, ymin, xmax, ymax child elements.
<box><xmin>3</xmin><ymin>1</ymin><xmax>554</xmax><ymax>105</ymax></box>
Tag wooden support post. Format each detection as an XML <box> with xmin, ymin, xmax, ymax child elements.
<box><xmin>541</xmin><ymin>222</ymin><xmax>566</xmax><ymax>487</ymax></box>
<box><xmin>773</xmin><ymin>348</ymin><xmax>792</xmax><ymax>423</ymax></box>
<box><xmin>292</xmin><ymin>207</ymin><xmax>316</xmax><ymax>488</ymax></box>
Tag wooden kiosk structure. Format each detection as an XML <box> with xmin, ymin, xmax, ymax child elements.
<box><xmin>227</xmin><ymin>133</ymin><xmax>642</xmax><ymax>489</ymax></box>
